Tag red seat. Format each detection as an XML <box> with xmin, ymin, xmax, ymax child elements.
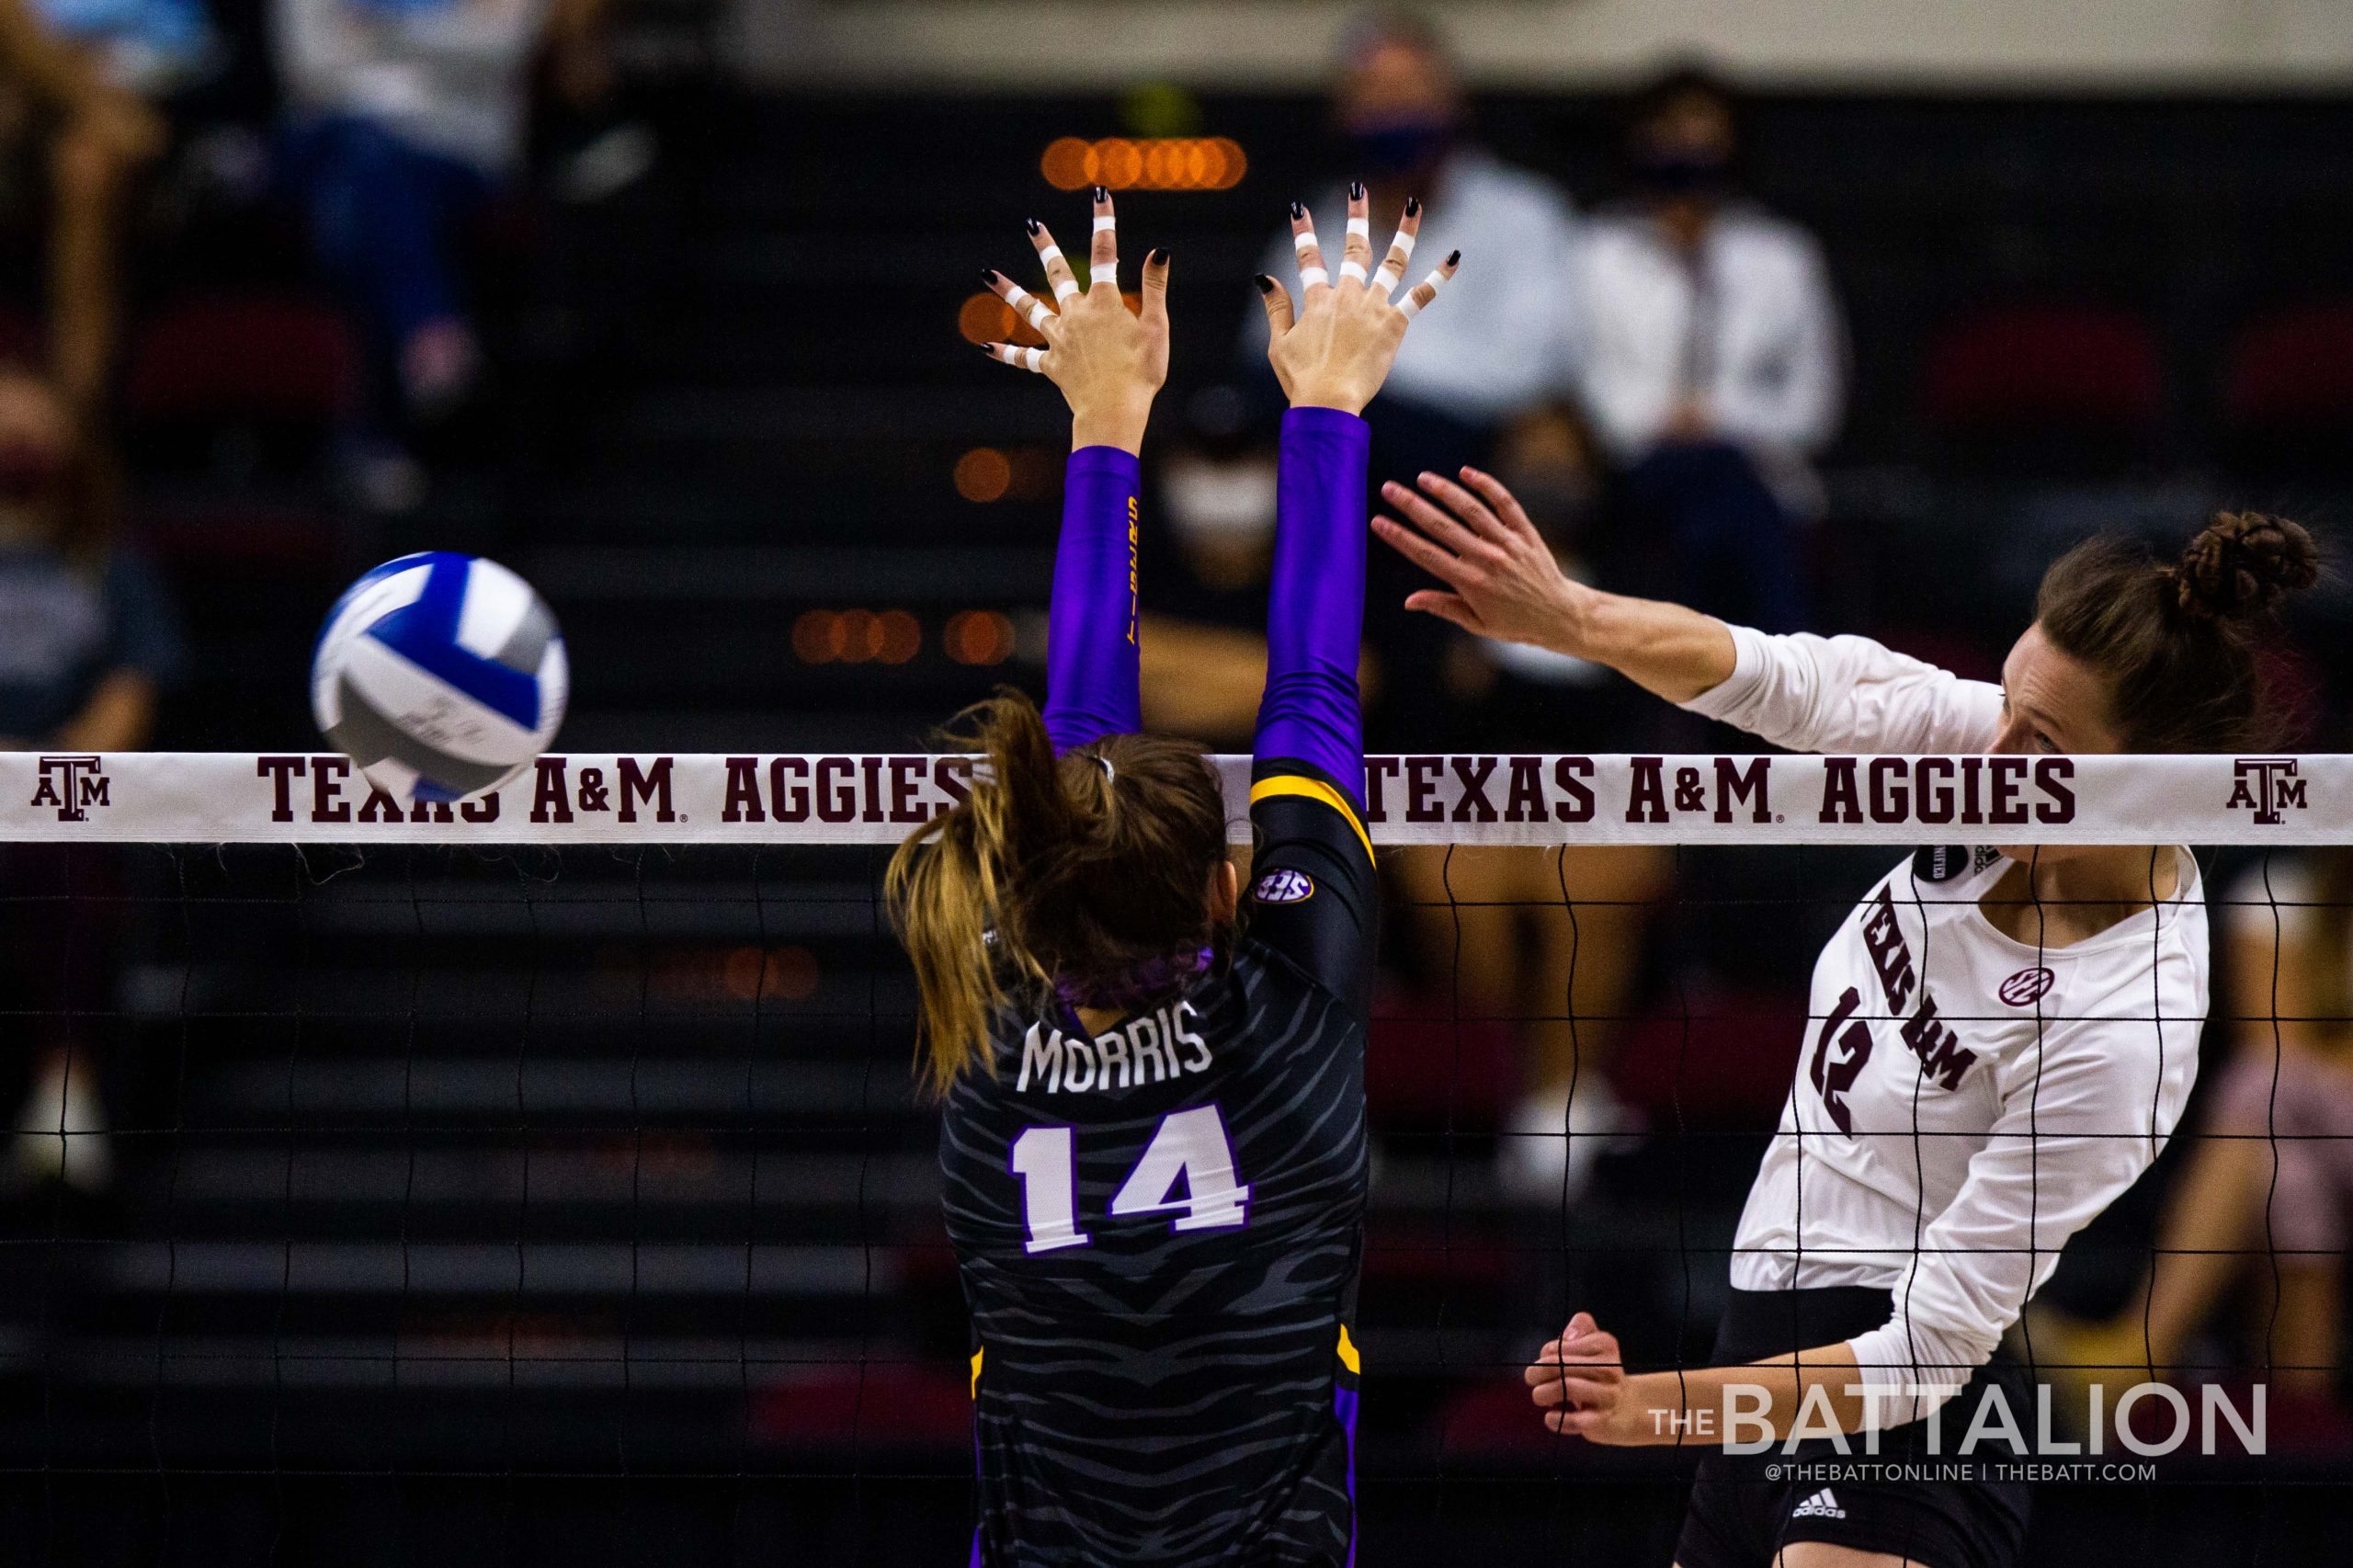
<box><xmin>1921</xmin><ymin>304</ymin><xmax>2164</xmax><ymax>441</ymax></box>
<box><xmin>1607</xmin><ymin>983</ymin><xmax>1807</xmax><ymax>1129</ymax></box>
<box><xmin>1367</xmin><ymin>983</ymin><xmax>1518</xmax><ymax>1131</ymax></box>
<box><xmin>123</xmin><ymin>296</ymin><xmax>358</xmax><ymax>425</ymax></box>
<box><xmin>2224</xmin><ymin>301</ymin><xmax>2353</xmax><ymax>433</ymax></box>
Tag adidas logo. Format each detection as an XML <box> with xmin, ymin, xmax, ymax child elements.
<box><xmin>1790</xmin><ymin>1489</ymin><xmax>1846</xmax><ymax>1521</ymax></box>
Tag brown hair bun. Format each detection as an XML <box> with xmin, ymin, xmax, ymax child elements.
<box><xmin>2171</xmin><ymin>511</ymin><xmax>2321</xmax><ymax>623</ymax></box>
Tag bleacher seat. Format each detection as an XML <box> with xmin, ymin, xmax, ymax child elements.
<box><xmin>1920</xmin><ymin>303</ymin><xmax>2165</xmax><ymax>469</ymax></box>
<box><xmin>2222</xmin><ymin>300</ymin><xmax>2353</xmax><ymax>474</ymax></box>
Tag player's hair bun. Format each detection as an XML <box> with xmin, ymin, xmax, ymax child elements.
<box><xmin>2170</xmin><ymin>510</ymin><xmax>2320</xmax><ymax>624</ymax></box>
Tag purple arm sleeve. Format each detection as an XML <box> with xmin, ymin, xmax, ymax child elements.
<box><xmin>1254</xmin><ymin>406</ymin><xmax>1370</xmax><ymax>794</ymax></box>
<box><xmin>1041</xmin><ymin>446</ymin><xmax>1143</xmax><ymax>754</ymax></box>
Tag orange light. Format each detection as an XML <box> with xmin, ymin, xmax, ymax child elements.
<box><xmin>945</xmin><ymin>609</ymin><xmax>1017</xmax><ymax>666</ymax></box>
<box><xmin>954</xmin><ymin>447</ymin><xmax>1012</xmax><ymax>502</ymax></box>
<box><xmin>1040</xmin><ymin>137</ymin><xmax>1247</xmax><ymax>192</ymax></box>
<box><xmin>835</xmin><ymin>608</ymin><xmax>882</xmax><ymax>662</ymax></box>
<box><xmin>877</xmin><ymin>609</ymin><xmax>922</xmax><ymax>665</ymax></box>
<box><xmin>791</xmin><ymin>610</ymin><xmax>840</xmax><ymax>665</ymax></box>
<box><xmin>766</xmin><ymin>945</ymin><xmax>820</xmax><ymax>1002</ymax></box>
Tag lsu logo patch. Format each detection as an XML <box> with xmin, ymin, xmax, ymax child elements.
<box><xmin>1253</xmin><ymin>869</ymin><xmax>1315</xmax><ymax>904</ymax></box>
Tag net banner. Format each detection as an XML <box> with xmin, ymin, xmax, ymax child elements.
<box><xmin>0</xmin><ymin>750</ymin><xmax>2346</xmax><ymax>845</ymax></box>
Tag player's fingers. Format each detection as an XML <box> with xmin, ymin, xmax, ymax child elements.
<box><xmin>1370</xmin><ymin>196</ymin><xmax>1421</xmax><ymax>297</ymax></box>
<box><xmin>1338</xmin><ymin>179</ymin><xmax>1372</xmax><ymax>286</ymax></box>
<box><xmin>1370</xmin><ymin>517</ymin><xmax>1473</xmax><ymax>585</ymax></box>
<box><xmin>1087</xmin><ymin>186</ymin><xmax>1119</xmax><ymax>292</ymax></box>
<box><xmin>1413</xmin><ymin>471</ymin><xmax>1510</xmax><ymax>544</ymax></box>
<box><xmin>1374</xmin><ymin>503</ymin><xmax>1492</xmax><ymax>578</ymax></box>
<box><xmin>984</xmin><ymin>269</ymin><xmax>1055</xmax><ymax>335</ymax></box>
<box><xmin>1289</xmin><ymin>200</ymin><xmax>1329</xmax><ymax>294</ymax></box>
<box><xmin>979</xmin><ymin>342</ymin><xmax>1048</xmax><ymax>374</ymax></box>
<box><xmin>1138</xmin><ymin>246</ymin><xmax>1170</xmax><ymax>332</ymax></box>
<box><xmin>1027</xmin><ymin>217</ymin><xmax>1082</xmax><ymax>305</ymax></box>
<box><xmin>1459</xmin><ymin>465</ymin><xmax>1547</xmax><ymax>545</ymax></box>
<box><xmin>1391</xmin><ymin>477</ymin><xmax>1506</xmax><ymax>558</ymax></box>
<box><xmin>1256</xmin><ymin>273</ymin><xmax>1295</xmax><ymax>337</ymax></box>
<box><xmin>1396</xmin><ymin>250</ymin><xmax>1461</xmax><ymax>321</ymax></box>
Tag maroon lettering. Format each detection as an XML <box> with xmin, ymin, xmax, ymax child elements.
<box><xmin>1916</xmin><ymin>756</ymin><xmax>1955</xmax><ymax>824</ymax></box>
<box><xmin>1860</xmin><ymin>885</ymin><xmax>1916</xmax><ymax>1013</ymax></box>
<box><xmin>1901</xmin><ymin>991</ymin><xmax>1977</xmax><ymax>1090</ymax></box>
<box><xmin>1714</xmin><ymin>756</ymin><xmax>1770</xmax><ymax>824</ymax></box>
<box><xmin>1552</xmin><ymin>756</ymin><xmax>1596</xmax><ymax>822</ymax></box>
<box><xmin>2034</xmin><ymin>757</ymin><xmax>2075</xmax><ymax>824</ymax></box>
<box><xmin>722</xmin><ymin>757</ymin><xmax>766</xmax><ymax>824</ymax></box>
<box><xmin>311</xmin><ymin>755</ymin><xmax>352</xmax><ymax>824</ymax></box>
<box><xmin>1869</xmin><ymin>756</ymin><xmax>1908</xmax><ymax>824</ymax></box>
<box><xmin>1405</xmin><ymin>756</ymin><xmax>1444</xmax><ymax>823</ymax></box>
<box><xmin>815</xmin><ymin>756</ymin><xmax>857</xmax><ymax>824</ymax></box>
<box><xmin>1363</xmin><ymin>756</ymin><xmax>1400</xmax><ymax>822</ymax></box>
<box><xmin>1449</xmin><ymin>756</ymin><xmax>1498</xmax><ymax>822</ymax></box>
<box><xmin>256</xmin><ymin>756</ymin><xmax>306</xmax><ymax>823</ymax></box>
<box><xmin>773</xmin><ymin>757</ymin><xmax>811</xmax><ymax>822</ymax></box>
<box><xmin>889</xmin><ymin>756</ymin><xmax>926</xmax><ymax>823</ymax></box>
<box><xmin>1505</xmin><ymin>756</ymin><xmax>1549</xmax><ymax>823</ymax></box>
<box><xmin>1626</xmin><ymin>756</ymin><xmax>1668</xmax><ymax>824</ymax></box>
<box><xmin>1819</xmin><ymin>757</ymin><xmax>1862</xmax><ymax>824</ymax></box>
<box><xmin>530</xmin><ymin>757</ymin><xmax>574</xmax><ymax>824</ymax></box>
<box><xmin>1988</xmin><ymin>756</ymin><xmax>2028</xmax><ymax>824</ymax></box>
<box><xmin>931</xmin><ymin>756</ymin><xmax>972</xmax><ymax>814</ymax></box>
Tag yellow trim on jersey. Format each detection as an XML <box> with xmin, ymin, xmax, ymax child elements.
<box><xmin>1336</xmin><ymin>1324</ymin><xmax>1361</xmax><ymax>1376</ymax></box>
<box><xmin>1249</xmin><ymin>776</ymin><xmax>1374</xmax><ymax>865</ymax></box>
<box><xmin>971</xmin><ymin>1347</ymin><xmax>984</xmax><ymax>1398</ymax></box>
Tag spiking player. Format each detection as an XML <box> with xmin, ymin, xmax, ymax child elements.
<box><xmin>1377</xmin><ymin>477</ymin><xmax>2317</xmax><ymax>1568</ymax></box>
<box><xmin>889</xmin><ymin>187</ymin><xmax>1455</xmax><ymax>1565</ymax></box>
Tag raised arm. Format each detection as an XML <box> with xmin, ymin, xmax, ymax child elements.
<box><xmin>1373</xmin><ymin>471</ymin><xmax>2001</xmax><ymax>752</ymax></box>
<box><xmin>979</xmin><ymin>190</ymin><xmax>1170</xmax><ymax>753</ymax></box>
<box><xmin>1243</xmin><ymin>187</ymin><xmax>1455</xmax><ymax>1005</ymax></box>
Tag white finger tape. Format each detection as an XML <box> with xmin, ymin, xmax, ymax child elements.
<box><xmin>1299</xmin><ymin>265</ymin><xmax>1330</xmax><ymax>289</ymax></box>
<box><xmin>1346</xmin><ymin>216</ymin><xmax>1371</xmax><ymax>239</ymax></box>
<box><xmin>1396</xmin><ymin>267</ymin><xmax>1449</xmax><ymax>320</ymax></box>
<box><xmin>1097</xmin><ymin>262</ymin><xmax>1118</xmax><ymax>290</ymax></box>
<box><xmin>1037</xmin><ymin>244</ymin><xmax>1063</xmax><ymax>266</ymax></box>
<box><xmin>1093</xmin><ymin>216</ymin><xmax>1117</xmax><ymax>233</ymax></box>
<box><xmin>1292</xmin><ymin>229</ymin><xmax>1319</xmax><ymax>254</ymax></box>
<box><xmin>1392</xmin><ymin>228</ymin><xmax>1419</xmax><ymax>260</ymax></box>
<box><xmin>1370</xmin><ymin>266</ymin><xmax>1404</xmax><ymax>294</ymax></box>
<box><xmin>1004</xmin><ymin>285</ymin><xmax>1051</xmax><ymax>331</ymax></box>
<box><xmin>1051</xmin><ymin>278</ymin><xmax>1081</xmax><ymax>302</ymax></box>
<box><xmin>1338</xmin><ymin>260</ymin><xmax>1368</xmax><ymax>282</ymax></box>
<box><xmin>1020</xmin><ymin>346</ymin><xmax>1046</xmax><ymax>372</ymax></box>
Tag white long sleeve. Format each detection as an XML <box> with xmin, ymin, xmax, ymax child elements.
<box><xmin>1845</xmin><ymin>995</ymin><xmax>2197</xmax><ymax>1426</ymax></box>
<box><xmin>1708</xmin><ymin>227</ymin><xmax>1845</xmax><ymax>454</ymax></box>
<box><xmin>1678</xmin><ymin>623</ymin><xmax>2005</xmax><ymax>756</ymax></box>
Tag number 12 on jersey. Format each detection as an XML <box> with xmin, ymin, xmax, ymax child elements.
<box><xmin>1009</xmin><ymin>1107</ymin><xmax>1252</xmax><ymax>1254</ymax></box>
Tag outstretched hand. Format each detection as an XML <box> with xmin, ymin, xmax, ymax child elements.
<box><xmin>1523</xmin><ymin>1312</ymin><xmax>1638</xmax><ymax>1442</ymax></box>
<box><xmin>1372</xmin><ymin>467</ymin><xmax>1595</xmax><ymax>651</ymax></box>
<box><xmin>979</xmin><ymin>187</ymin><xmax>1169</xmax><ymax>454</ymax></box>
<box><xmin>1259</xmin><ymin>183</ymin><xmax>1457</xmax><ymax>416</ymax></box>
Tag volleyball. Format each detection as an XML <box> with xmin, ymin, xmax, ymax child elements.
<box><xmin>310</xmin><ymin>551</ymin><xmax>569</xmax><ymax>803</ymax></box>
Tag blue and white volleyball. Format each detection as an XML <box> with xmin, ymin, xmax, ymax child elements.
<box><xmin>311</xmin><ymin>552</ymin><xmax>569</xmax><ymax>803</ymax></box>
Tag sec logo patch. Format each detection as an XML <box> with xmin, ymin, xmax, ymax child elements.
<box><xmin>1999</xmin><ymin>966</ymin><xmax>2055</xmax><ymax>1007</ymax></box>
<box><xmin>1253</xmin><ymin>869</ymin><xmax>1315</xmax><ymax>904</ymax></box>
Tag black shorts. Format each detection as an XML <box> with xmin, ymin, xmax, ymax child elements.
<box><xmin>1673</xmin><ymin>1287</ymin><xmax>2030</xmax><ymax>1568</ymax></box>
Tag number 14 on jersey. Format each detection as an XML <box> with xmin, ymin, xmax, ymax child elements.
<box><xmin>1010</xmin><ymin>1107</ymin><xmax>1252</xmax><ymax>1254</ymax></box>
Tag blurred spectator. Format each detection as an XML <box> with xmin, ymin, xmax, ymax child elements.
<box><xmin>1574</xmin><ymin>64</ymin><xmax>1845</xmax><ymax>632</ymax></box>
<box><xmin>273</xmin><ymin>0</ymin><xmax>608</xmax><ymax>489</ymax></box>
<box><xmin>0</xmin><ymin>361</ymin><xmax>184</xmax><ymax>1192</ymax></box>
<box><xmin>2033</xmin><ymin>850</ymin><xmax>2353</xmax><ymax>1448</ymax></box>
<box><xmin>1390</xmin><ymin>405</ymin><xmax>1673</xmax><ymax>1202</ymax></box>
<box><xmin>0</xmin><ymin>0</ymin><xmax>186</xmax><ymax>408</ymax></box>
<box><xmin>1136</xmin><ymin>384</ymin><xmax>1375</xmax><ymax>746</ymax></box>
<box><xmin>1241</xmin><ymin>9</ymin><xmax>1580</xmax><ymax>749</ymax></box>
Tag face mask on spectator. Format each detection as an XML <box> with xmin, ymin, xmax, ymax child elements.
<box><xmin>1631</xmin><ymin>146</ymin><xmax>1732</xmax><ymax>199</ymax></box>
<box><xmin>1344</xmin><ymin>116</ymin><xmax>1452</xmax><ymax>179</ymax></box>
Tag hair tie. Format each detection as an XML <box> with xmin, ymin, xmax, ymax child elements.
<box><xmin>1098</xmin><ymin>756</ymin><xmax>1116</xmax><ymax>783</ymax></box>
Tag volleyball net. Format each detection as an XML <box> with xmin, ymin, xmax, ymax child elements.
<box><xmin>0</xmin><ymin>751</ymin><xmax>2345</xmax><ymax>1562</ymax></box>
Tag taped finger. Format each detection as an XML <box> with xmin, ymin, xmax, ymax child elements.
<box><xmin>1395</xmin><ymin>252</ymin><xmax>1460</xmax><ymax>321</ymax></box>
<box><xmin>986</xmin><ymin>270</ymin><xmax>1054</xmax><ymax>334</ymax></box>
<box><xmin>1028</xmin><ymin>218</ymin><xmax>1082</xmax><ymax>303</ymax></box>
<box><xmin>1290</xmin><ymin>200</ymin><xmax>1329</xmax><ymax>291</ymax></box>
<box><xmin>980</xmin><ymin>342</ymin><xmax>1047</xmax><ymax>374</ymax></box>
<box><xmin>1089</xmin><ymin>186</ymin><xmax>1119</xmax><ymax>291</ymax></box>
<box><xmin>1339</xmin><ymin>180</ymin><xmax>1371</xmax><ymax>283</ymax></box>
<box><xmin>1371</xmin><ymin>197</ymin><xmax>1422</xmax><ymax>295</ymax></box>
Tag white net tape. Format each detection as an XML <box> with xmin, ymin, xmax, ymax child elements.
<box><xmin>0</xmin><ymin>750</ymin><xmax>2339</xmax><ymax>844</ymax></box>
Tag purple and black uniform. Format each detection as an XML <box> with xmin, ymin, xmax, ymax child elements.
<box><xmin>942</xmin><ymin>411</ymin><xmax>1379</xmax><ymax>1567</ymax></box>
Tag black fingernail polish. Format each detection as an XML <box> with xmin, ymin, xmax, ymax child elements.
<box><xmin>1149</xmin><ymin>248</ymin><xmax>1169</xmax><ymax>266</ymax></box>
<box><xmin>1445</xmin><ymin>250</ymin><xmax>1461</xmax><ymax>266</ymax></box>
<box><xmin>1092</xmin><ymin>185</ymin><xmax>1108</xmax><ymax>203</ymax></box>
<box><xmin>1025</xmin><ymin>218</ymin><xmax>1042</xmax><ymax>234</ymax></box>
<box><xmin>1348</xmin><ymin>180</ymin><xmax>1366</xmax><ymax>200</ymax></box>
<box><xmin>976</xmin><ymin>342</ymin><xmax>995</xmax><ymax>353</ymax></box>
<box><xmin>1255</xmin><ymin>274</ymin><xmax>1275</xmax><ymax>294</ymax></box>
<box><xmin>1289</xmin><ymin>200</ymin><xmax>1306</xmax><ymax>220</ymax></box>
<box><xmin>1405</xmin><ymin>197</ymin><xmax>1422</xmax><ymax>218</ymax></box>
<box><xmin>982</xmin><ymin>268</ymin><xmax>998</xmax><ymax>284</ymax></box>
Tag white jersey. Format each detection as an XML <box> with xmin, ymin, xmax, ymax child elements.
<box><xmin>1682</xmin><ymin>625</ymin><xmax>2208</xmax><ymax>1425</ymax></box>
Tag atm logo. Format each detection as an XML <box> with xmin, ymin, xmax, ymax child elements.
<box><xmin>2228</xmin><ymin>758</ymin><xmax>2306</xmax><ymax>825</ymax></box>
<box><xmin>29</xmin><ymin>756</ymin><xmax>108</xmax><ymax>823</ymax></box>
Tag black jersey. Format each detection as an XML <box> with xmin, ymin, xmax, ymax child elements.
<box><xmin>940</xmin><ymin>757</ymin><xmax>1377</xmax><ymax>1567</ymax></box>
